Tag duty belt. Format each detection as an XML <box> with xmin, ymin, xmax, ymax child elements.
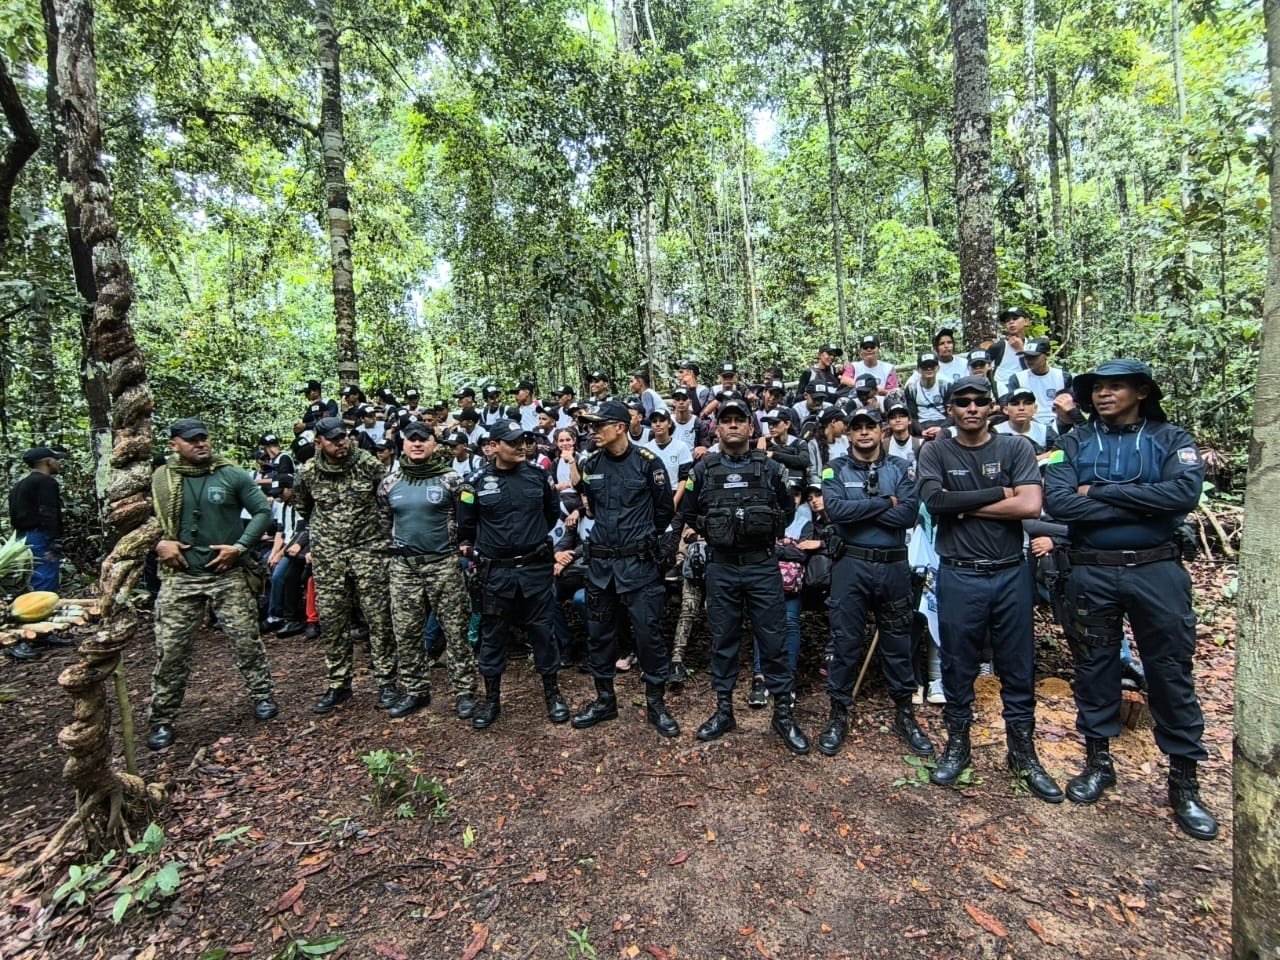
<box><xmin>395</xmin><ymin>552</ymin><xmax>451</xmax><ymax>567</ymax></box>
<box><xmin>708</xmin><ymin>547</ymin><xmax>774</xmax><ymax>566</ymax></box>
<box><xmin>583</xmin><ymin>539</ymin><xmax>653</xmax><ymax>561</ymax></box>
<box><xmin>1068</xmin><ymin>543</ymin><xmax>1181</xmax><ymax>567</ymax></box>
<box><xmin>842</xmin><ymin>545</ymin><xmax>908</xmax><ymax>564</ymax></box>
<box><xmin>940</xmin><ymin>556</ymin><xmax>1024</xmax><ymax>572</ymax></box>
<box><xmin>475</xmin><ymin>544</ymin><xmax>553</xmax><ymax>568</ymax></box>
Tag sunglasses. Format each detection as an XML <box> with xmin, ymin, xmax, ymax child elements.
<box><xmin>951</xmin><ymin>397</ymin><xmax>992</xmax><ymax>409</ymax></box>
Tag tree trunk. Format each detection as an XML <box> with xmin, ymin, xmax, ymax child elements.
<box><xmin>948</xmin><ymin>0</ymin><xmax>999</xmax><ymax>344</ymax></box>
<box><xmin>820</xmin><ymin>51</ymin><xmax>847</xmax><ymax>348</ymax></box>
<box><xmin>1016</xmin><ymin>0</ymin><xmax>1039</xmax><ymax>271</ymax></box>
<box><xmin>738</xmin><ymin>154</ymin><xmax>760</xmax><ymax>335</ymax></box>
<box><xmin>0</xmin><ymin>54</ymin><xmax>41</xmax><ymax>248</ymax></box>
<box><xmin>1171</xmin><ymin>0</ymin><xmax>1192</xmax><ymax>270</ymax></box>
<box><xmin>1046</xmin><ymin>68</ymin><xmax>1063</xmax><ymax>238</ymax></box>
<box><xmin>316</xmin><ymin>0</ymin><xmax>358</xmax><ymax>388</ymax></box>
<box><xmin>38</xmin><ymin>0</ymin><xmax>164</xmax><ymax>864</ymax></box>
<box><xmin>1116</xmin><ymin>172</ymin><xmax>1136</xmax><ymax>310</ymax></box>
<box><xmin>1235</xmin><ymin>4</ymin><xmax>1280</xmax><ymax>953</ymax></box>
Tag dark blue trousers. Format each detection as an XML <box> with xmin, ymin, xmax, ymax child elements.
<box><xmin>937</xmin><ymin>563</ymin><xmax>1036</xmax><ymax>728</ymax></box>
<box><xmin>586</xmin><ymin>578</ymin><xmax>669</xmax><ymax>685</ymax></box>
<box><xmin>1065</xmin><ymin>560</ymin><xmax>1206</xmax><ymax>760</ymax></box>
<box><xmin>705</xmin><ymin>560</ymin><xmax>793</xmax><ymax>696</ymax></box>
<box><xmin>476</xmin><ymin>564</ymin><xmax>561</xmax><ymax>679</ymax></box>
<box><xmin>826</xmin><ymin>557</ymin><xmax>916</xmax><ymax>705</ymax></box>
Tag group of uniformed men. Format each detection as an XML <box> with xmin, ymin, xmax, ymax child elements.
<box><xmin>132</xmin><ymin>307</ymin><xmax>1218</xmax><ymax>842</ymax></box>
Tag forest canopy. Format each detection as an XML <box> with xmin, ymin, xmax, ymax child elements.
<box><xmin>0</xmin><ymin>0</ymin><xmax>1267</xmax><ymax>510</ymax></box>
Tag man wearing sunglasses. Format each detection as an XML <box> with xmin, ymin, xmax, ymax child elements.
<box><xmin>1044</xmin><ymin>360</ymin><xmax>1217</xmax><ymax>840</ymax></box>
<box><xmin>915</xmin><ymin>377</ymin><xmax>1063</xmax><ymax>802</ymax></box>
<box><xmin>569</xmin><ymin>400</ymin><xmax>679</xmax><ymax>737</ymax></box>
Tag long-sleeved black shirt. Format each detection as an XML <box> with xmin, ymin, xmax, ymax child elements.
<box><xmin>8</xmin><ymin>471</ymin><xmax>62</xmax><ymax>537</ymax></box>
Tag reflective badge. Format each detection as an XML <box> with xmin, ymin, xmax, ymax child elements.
<box><xmin>484</xmin><ymin>478</ymin><xmax>500</xmax><ymax>489</ymax></box>
<box><xmin>207</xmin><ymin>487</ymin><xmax>226</xmax><ymax>504</ymax></box>
<box><xmin>427</xmin><ymin>486</ymin><xmax>444</xmax><ymax>504</ymax></box>
<box><xmin>654</xmin><ymin>471</ymin><xmax>666</xmax><ymax>485</ymax></box>
<box><xmin>727</xmin><ymin>473</ymin><xmax>742</xmax><ymax>483</ymax></box>
<box><xmin>821</xmin><ymin>466</ymin><xmax>835</xmax><ymax>480</ymax></box>
<box><xmin>724</xmin><ymin>481</ymin><xmax>749</xmax><ymax>489</ymax></box>
<box><xmin>1177</xmin><ymin>447</ymin><xmax>1199</xmax><ymax>465</ymax></box>
<box><xmin>982</xmin><ymin>462</ymin><xmax>1001</xmax><ymax>479</ymax></box>
<box><xmin>1046</xmin><ymin>450</ymin><xmax>1065</xmax><ymax>466</ymax></box>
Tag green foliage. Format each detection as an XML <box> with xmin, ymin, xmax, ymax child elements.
<box><xmin>360</xmin><ymin>748</ymin><xmax>450</xmax><ymax>819</ymax></box>
<box><xmin>565</xmin><ymin>925</ymin><xmax>599</xmax><ymax>960</ymax></box>
<box><xmin>267</xmin><ymin>935</ymin><xmax>347</xmax><ymax>959</ymax></box>
<box><xmin>50</xmin><ymin>822</ymin><xmax>182</xmax><ymax>925</ymax></box>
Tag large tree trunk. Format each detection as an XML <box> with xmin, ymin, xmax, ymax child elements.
<box><xmin>1170</xmin><ymin>0</ymin><xmax>1192</xmax><ymax>271</ymax></box>
<box><xmin>1235</xmin><ymin>5</ymin><xmax>1280</xmax><ymax>953</ymax></box>
<box><xmin>18</xmin><ymin>0</ymin><xmax>165</xmax><ymax>881</ymax></box>
<box><xmin>315</xmin><ymin>0</ymin><xmax>358</xmax><ymax>388</ymax></box>
<box><xmin>1013</xmin><ymin>0</ymin><xmax>1039</xmax><ymax>272</ymax></box>
<box><xmin>738</xmin><ymin>151</ymin><xmax>760</xmax><ymax>334</ymax></box>
<box><xmin>948</xmin><ymin>0</ymin><xmax>998</xmax><ymax>344</ymax></box>
<box><xmin>820</xmin><ymin>51</ymin><xmax>848</xmax><ymax>348</ymax></box>
<box><xmin>0</xmin><ymin>54</ymin><xmax>41</xmax><ymax>248</ymax></box>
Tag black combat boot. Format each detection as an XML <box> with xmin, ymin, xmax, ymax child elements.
<box><xmin>891</xmin><ymin>699</ymin><xmax>935</xmax><ymax>758</ymax></box>
<box><xmin>1168</xmin><ymin>756</ymin><xmax>1219</xmax><ymax>840</ymax></box>
<box><xmin>1066</xmin><ymin>738</ymin><xmax>1117</xmax><ymax>804</ymax></box>
<box><xmin>472</xmin><ymin>675</ymin><xmax>502</xmax><ymax>730</ymax></box>
<box><xmin>771</xmin><ymin>693</ymin><xmax>810</xmax><ymax>755</ymax></box>
<box><xmin>570</xmin><ymin>678</ymin><xmax>618</xmax><ymax>729</ymax></box>
<box><xmin>696</xmin><ymin>692</ymin><xmax>737</xmax><ymax>741</ymax></box>
<box><xmin>542</xmin><ymin>673</ymin><xmax>570</xmax><ymax>724</ymax></box>
<box><xmin>1006</xmin><ymin>721</ymin><xmax>1065</xmax><ymax>803</ymax></box>
<box><xmin>930</xmin><ymin>720</ymin><xmax>972</xmax><ymax>786</ymax></box>
<box><xmin>387</xmin><ymin>691</ymin><xmax>431</xmax><ymax>719</ymax></box>
<box><xmin>377</xmin><ymin>684</ymin><xmax>400</xmax><ymax>709</ymax></box>
<box><xmin>816</xmin><ymin>700</ymin><xmax>849</xmax><ymax>757</ymax></box>
<box><xmin>645</xmin><ymin>682</ymin><xmax>680</xmax><ymax>738</ymax></box>
<box><xmin>313</xmin><ymin>685</ymin><xmax>352</xmax><ymax>716</ymax></box>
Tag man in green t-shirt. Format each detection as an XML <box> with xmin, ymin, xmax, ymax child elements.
<box><xmin>147</xmin><ymin>418</ymin><xmax>278</xmax><ymax>751</ymax></box>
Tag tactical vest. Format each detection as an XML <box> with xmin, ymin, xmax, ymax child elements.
<box><xmin>698</xmin><ymin>451</ymin><xmax>783</xmax><ymax>549</ymax></box>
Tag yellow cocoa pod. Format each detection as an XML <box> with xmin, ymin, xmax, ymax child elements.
<box><xmin>11</xmin><ymin>591</ymin><xmax>61</xmax><ymax>622</ymax></box>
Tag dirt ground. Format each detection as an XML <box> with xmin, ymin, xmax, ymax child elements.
<box><xmin>0</xmin><ymin>564</ymin><xmax>1235</xmax><ymax>960</ymax></box>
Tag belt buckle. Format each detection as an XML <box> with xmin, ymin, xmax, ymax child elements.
<box><xmin>1122</xmin><ymin>550</ymin><xmax>1138</xmax><ymax>567</ymax></box>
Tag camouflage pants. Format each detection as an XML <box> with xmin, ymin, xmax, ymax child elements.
<box><xmin>149</xmin><ymin>570</ymin><xmax>273</xmax><ymax>725</ymax></box>
<box><xmin>389</xmin><ymin>555</ymin><xmax>477</xmax><ymax>698</ymax></box>
<box><xmin>312</xmin><ymin>547</ymin><xmax>395</xmax><ymax>689</ymax></box>
<box><xmin>672</xmin><ymin>578</ymin><xmax>704</xmax><ymax>664</ymax></box>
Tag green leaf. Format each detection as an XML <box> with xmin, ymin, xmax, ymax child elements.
<box><xmin>296</xmin><ymin>935</ymin><xmax>347</xmax><ymax>956</ymax></box>
<box><xmin>112</xmin><ymin>891</ymin><xmax>133</xmax><ymax>925</ymax></box>
<box><xmin>154</xmin><ymin>862</ymin><xmax>182</xmax><ymax>896</ymax></box>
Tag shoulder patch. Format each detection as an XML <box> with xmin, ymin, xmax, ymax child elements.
<box><xmin>1177</xmin><ymin>446</ymin><xmax>1200</xmax><ymax>465</ymax></box>
<box><xmin>821</xmin><ymin>466</ymin><xmax>835</xmax><ymax>480</ymax></box>
<box><xmin>1046</xmin><ymin>450</ymin><xmax>1065</xmax><ymax>466</ymax></box>
<box><xmin>636</xmin><ymin>446</ymin><xmax>656</xmax><ymax>460</ymax></box>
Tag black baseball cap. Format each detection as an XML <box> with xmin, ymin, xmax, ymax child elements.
<box><xmin>340</xmin><ymin>384</ymin><xmax>360</xmax><ymax>397</ymax></box>
<box><xmin>818</xmin><ymin>343</ymin><xmax>843</xmax><ymax>356</ymax></box>
<box><xmin>454</xmin><ymin>387</ymin><xmax>476</xmax><ymax>399</ymax></box>
<box><xmin>581</xmin><ymin>400</ymin><xmax>631</xmax><ymax>424</ymax></box>
<box><xmin>1023</xmin><ymin>337</ymin><xmax>1050</xmax><ymax>357</ymax></box>
<box><xmin>448</xmin><ymin>431</ymin><xmax>471</xmax><ymax>446</ymax></box>
<box><xmin>169</xmin><ymin>418</ymin><xmax>209</xmax><ymax>440</ymax></box>
<box><xmin>859</xmin><ymin>335</ymin><xmax>880</xmax><ymax>350</ymax></box>
<box><xmin>847</xmin><ymin>407</ymin><xmax>883</xmax><ymax>426</ymax></box>
<box><xmin>299</xmin><ymin>379</ymin><xmax>323</xmax><ymax>394</ymax></box>
<box><xmin>587</xmin><ymin>370</ymin><xmax>609</xmax><ymax>382</ymax></box>
<box><xmin>487</xmin><ymin>420</ymin><xmax>526</xmax><ymax>444</ymax></box>
<box><xmin>483</xmin><ymin>385</ymin><xmax>502</xmax><ymax>398</ymax></box>
<box><xmin>917</xmin><ymin>352</ymin><xmax>939</xmax><ymax>368</ymax></box>
<box><xmin>677</xmin><ymin>360</ymin><xmax>700</xmax><ymax>374</ymax></box>
<box><xmin>457</xmin><ymin>407</ymin><xmax>479</xmax><ymax>423</ymax></box>
<box><xmin>717</xmin><ymin>397</ymin><xmax>752</xmax><ymax>420</ymax></box>
<box><xmin>885</xmin><ymin>400</ymin><xmax>910</xmax><ymax>417</ymax></box>
<box><xmin>854</xmin><ymin>374</ymin><xmax>878</xmax><ymax>392</ymax></box>
<box><xmin>555</xmin><ymin>384</ymin><xmax>575</xmax><ymax>397</ymax></box>
<box><xmin>314</xmin><ymin>417</ymin><xmax>349</xmax><ymax>440</ymax></box>
<box><xmin>819</xmin><ymin>406</ymin><xmax>847</xmax><ymax>426</ymax></box>
<box><xmin>765</xmin><ymin>379</ymin><xmax>786</xmax><ymax>394</ymax></box>
<box><xmin>404</xmin><ymin>387</ymin><xmax>421</xmax><ymax>399</ymax></box>
<box><xmin>803</xmin><ymin>381</ymin><xmax>831</xmax><ymax>397</ymax></box>
<box><xmin>516</xmin><ymin>379</ymin><xmax>536</xmax><ymax>393</ymax></box>
<box><xmin>402</xmin><ymin>420</ymin><xmax>435</xmax><ymax>441</ymax></box>
<box><xmin>261</xmin><ymin>432</ymin><xmax>281</xmax><ymax>446</ymax></box>
<box><xmin>719</xmin><ymin>361</ymin><xmax>738</xmax><ymax>376</ymax></box>
<box><xmin>967</xmin><ymin>350</ymin><xmax>991</xmax><ymax>367</ymax></box>
<box><xmin>649</xmin><ymin>407</ymin><xmax>672</xmax><ymax>421</ymax></box>
<box><xmin>22</xmin><ymin>445</ymin><xmax>69</xmax><ymax>464</ymax></box>
<box><xmin>671</xmin><ymin>387</ymin><xmax>691</xmax><ymax>400</ymax></box>
<box><xmin>950</xmin><ymin>375</ymin><xmax>993</xmax><ymax>397</ymax></box>
<box><xmin>1006</xmin><ymin>387</ymin><xmax>1037</xmax><ymax>404</ymax></box>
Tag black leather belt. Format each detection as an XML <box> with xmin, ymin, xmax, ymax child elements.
<box><xmin>709</xmin><ymin>548</ymin><xmax>774</xmax><ymax>566</ymax></box>
<box><xmin>940</xmin><ymin>556</ymin><xmax>1024</xmax><ymax>572</ymax></box>
<box><xmin>842</xmin><ymin>545</ymin><xmax>908</xmax><ymax>564</ymax></box>
<box><xmin>583</xmin><ymin>539</ymin><xmax>652</xmax><ymax>560</ymax></box>
<box><xmin>476</xmin><ymin>544</ymin><xmax>553</xmax><ymax>568</ymax></box>
<box><xmin>1069</xmin><ymin>543</ymin><xmax>1180</xmax><ymax>567</ymax></box>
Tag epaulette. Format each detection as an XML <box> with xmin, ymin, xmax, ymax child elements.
<box><xmin>636</xmin><ymin>446</ymin><xmax>657</xmax><ymax>460</ymax></box>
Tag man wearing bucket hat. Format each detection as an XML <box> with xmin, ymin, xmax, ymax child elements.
<box><xmin>1044</xmin><ymin>359</ymin><xmax>1218</xmax><ymax>840</ymax></box>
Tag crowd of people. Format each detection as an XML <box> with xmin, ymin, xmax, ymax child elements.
<box><xmin>5</xmin><ymin>307</ymin><xmax>1219</xmax><ymax>842</ymax></box>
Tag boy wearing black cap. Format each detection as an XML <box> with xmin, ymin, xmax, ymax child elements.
<box><xmin>904</xmin><ymin>353</ymin><xmax>949</xmax><ymax>437</ymax></box>
<box><xmin>296</xmin><ymin>379</ymin><xmax>338</xmax><ymax>433</ymax></box>
<box><xmin>915</xmin><ymin>377</ymin><xmax>1063</xmax><ymax>802</ymax></box>
<box><xmin>1007</xmin><ymin>338</ymin><xmax>1072</xmax><ymax>428</ymax></box>
<box><xmin>1044</xmin><ymin>360</ymin><xmax>1217</xmax><ymax>839</ymax></box>
<box><xmin>842</xmin><ymin>335</ymin><xmax>898</xmax><ymax>394</ymax></box>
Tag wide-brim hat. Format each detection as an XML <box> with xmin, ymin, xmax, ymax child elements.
<box><xmin>1073</xmin><ymin>360</ymin><xmax>1166</xmax><ymax>421</ymax></box>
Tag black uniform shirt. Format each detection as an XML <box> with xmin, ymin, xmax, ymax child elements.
<box><xmin>457</xmin><ymin>461</ymin><xmax>559</xmax><ymax>557</ymax></box>
<box><xmin>576</xmin><ymin>442</ymin><xmax>675</xmax><ymax>590</ymax></box>
<box><xmin>916</xmin><ymin>434</ymin><xmax>1040</xmax><ymax>561</ymax></box>
<box><xmin>822</xmin><ymin>455</ymin><xmax>919</xmax><ymax>549</ymax></box>
<box><xmin>678</xmin><ymin>450</ymin><xmax>795</xmax><ymax>536</ymax></box>
<box><xmin>8</xmin><ymin>471</ymin><xmax>62</xmax><ymax>537</ymax></box>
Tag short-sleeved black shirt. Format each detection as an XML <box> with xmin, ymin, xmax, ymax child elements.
<box><xmin>916</xmin><ymin>434</ymin><xmax>1040</xmax><ymax>561</ymax></box>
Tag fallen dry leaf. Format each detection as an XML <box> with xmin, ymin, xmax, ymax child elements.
<box><xmin>738</xmin><ymin>926</ymin><xmax>756</xmax><ymax>937</ymax></box>
<box><xmin>460</xmin><ymin>923</ymin><xmax>488</xmax><ymax>960</ymax></box>
<box><xmin>271</xmin><ymin>879</ymin><xmax>306</xmax><ymax>916</ymax></box>
<box><xmin>1026</xmin><ymin>917</ymin><xmax>1054</xmax><ymax>945</ymax></box>
<box><xmin>644</xmin><ymin>946</ymin><xmax>670</xmax><ymax>960</ymax></box>
<box><xmin>667</xmin><ymin>850</ymin><xmax>689</xmax><ymax>866</ymax></box>
<box><xmin>983</xmin><ymin>870</ymin><xmax>1009</xmax><ymax>890</ymax></box>
<box><xmin>521</xmin><ymin>870</ymin><xmax>548</xmax><ymax>884</ymax></box>
<box><xmin>963</xmin><ymin>903</ymin><xmax>1008</xmax><ymax>938</ymax></box>
<box><xmin>373</xmin><ymin>942</ymin><xmax>409</xmax><ymax>960</ymax></box>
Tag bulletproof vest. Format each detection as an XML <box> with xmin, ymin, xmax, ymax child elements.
<box><xmin>698</xmin><ymin>451</ymin><xmax>782</xmax><ymax>549</ymax></box>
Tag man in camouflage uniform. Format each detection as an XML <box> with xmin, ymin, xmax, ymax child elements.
<box><xmin>376</xmin><ymin>421</ymin><xmax>478</xmax><ymax>720</ymax></box>
<box><xmin>295</xmin><ymin>417</ymin><xmax>398</xmax><ymax>714</ymax></box>
<box><xmin>146</xmin><ymin>418</ymin><xmax>278</xmax><ymax>751</ymax></box>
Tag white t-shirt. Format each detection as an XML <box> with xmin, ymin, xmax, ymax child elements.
<box><xmin>642</xmin><ymin>438</ymin><xmax>693</xmax><ymax>488</ymax></box>
<box><xmin>993</xmin><ymin>341</ymin><xmax>1025</xmax><ymax>388</ymax></box>
<box><xmin>936</xmin><ymin>356</ymin><xmax>968</xmax><ymax>386</ymax></box>
<box><xmin>850</xmin><ymin>359</ymin><xmax>898</xmax><ymax>391</ymax></box>
<box><xmin>1010</xmin><ymin>367</ymin><xmax>1067</xmax><ymax>426</ymax></box>
<box><xmin>887</xmin><ymin>434</ymin><xmax>918</xmax><ymax>467</ymax></box>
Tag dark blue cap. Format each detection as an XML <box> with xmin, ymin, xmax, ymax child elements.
<box><xmin>581</xmin><ymin>400</ymin><xmax>631</xmax><ymax>424</ymax></box>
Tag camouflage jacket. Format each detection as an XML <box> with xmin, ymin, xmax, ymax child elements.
<box><xmin>295</xmin><ymin>448</ymin><xmax>389</xmax><ymax>553</ymax></box>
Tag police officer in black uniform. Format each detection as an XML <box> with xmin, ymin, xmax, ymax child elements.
<box><xmin>818</xmin><ymin>409</ymin><xmax>932</xmax><ymax>758</ymax></box>
<box><xmin>1044</xmin><ymin>360</ymin><xmax>1217</xmax><ymax>839</ymax></box>
<box><xmin>570</xmin><ymin>400</ymin><xmax>679</xmax><ymax>737</ymax></box>
<box><xmin>455</xmin><ymin>420</ymin><xmax>571</xmax><ymax>730</ymax></box>
<box><xmin>915</xmin><ymin>375</ymin><xmax>1063</xmax><ymax>802</ymax></box>
<box><xmin>679</xmin><ymin>397</ymin><xmax>809</xmax><ymax>754</ymax></box>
